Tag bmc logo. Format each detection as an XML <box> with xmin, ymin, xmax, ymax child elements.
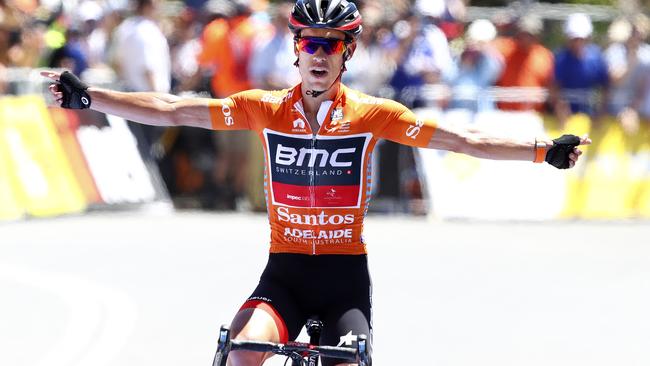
<box><xmin>406</xmin><ymin>119</ymin><xmax>424</xmax><ymax>139</ymax></box>
<box><xmin>275</xmin><ymin>145</ymin><xmax>356</xmax><ymax>168</ymax></box>
<box><xmin>263</xmin><ymin>130</ymin><xmax>371</xmax><ymax>208</ymax></box>
<box><xmin>222</xmin><ymin>103</ymin><xmax>234</xmax><ymax>126</ymax></box>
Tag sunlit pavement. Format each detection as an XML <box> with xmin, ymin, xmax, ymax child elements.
<box><xmin>2</xmin><ymin>211</ymin><xmax>649</xmax><ymax>366</ymax></box>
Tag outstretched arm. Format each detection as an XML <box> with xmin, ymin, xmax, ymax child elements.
<box><xmin>427</xmin><ymin>121</ymin><xmax>591</xmax><ymax>169</ymax></box>
<box><xmin>373</xmin><ymin>99</ymin><xmax>590</xmax><ymax>169</ymax></box>
<box><xmin>41</xmin><ymin>70</ymin><xmax>214</xmax><ymax>130</ymax></box>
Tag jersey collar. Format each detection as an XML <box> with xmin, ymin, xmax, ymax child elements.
<box><xmin>290</xmin><ymin>83</ymin><xmax>348</xmax><ymax>109</ymax></box>
<box><xmin>289</xmin><ymin>83</ymin><xmax>349</xmax><ymax>133</ymax></box>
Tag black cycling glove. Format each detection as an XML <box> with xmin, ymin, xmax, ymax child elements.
<box><xmin>57</xmin><ymin>71</ymin><xmax>91</xmax><ymax>109</ymax></box>
<box><xmin>545</xmin><ymin>134</ymin><xmax>581</xmax><ymax>169</ymax></box>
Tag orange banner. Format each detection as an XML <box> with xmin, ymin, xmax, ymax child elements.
<box><xmin>48</xmin><ymin>107</ymin><xmax>102</xmax><ymax>205</ymax></box>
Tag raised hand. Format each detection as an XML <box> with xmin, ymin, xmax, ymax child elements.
<box><xmin>41</xmin><ymin>70</ymin><xmax>91</xmax><ymax>109</ymax></box>
<box><xmin>547</xmin><ymin>134</ymin><xmax>591</xmax><ymax>169</ymax></box>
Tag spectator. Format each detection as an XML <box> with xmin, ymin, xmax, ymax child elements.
<box><xmin>0</xmin><ymin>0</ymin><xmax>25</xmax><ymax>34</ymax></box>
<box><xmin>1</xmin><ymin>1</ymin><xmax>36</xmax><ymax>92</ymax></box>
<box><xmin>110</xmin><ymin>0</ymin><xmax>171</xmax><ymax>193</ymax></box>
<box><xmin>8</xmin><ymin>20</ymin><xmax>47</xmax><ymax>68</ymax></box>
<box><xmin>48</xmin><ymin>27</ymin><xmax>90</xmax><ymax>77</ymax></box>
<box><xmin>112</xmin><ymin>0</ymin><xmax>171</xmax><ymax>93</ymax></box>
<box><xmin>75</xmin><ymin>0</ymin><xmax>107</xmax><ymax>68</ymax></box>
<box><xmin>448</xmin><ymin>19</ymin><xmax>503</xmax><ymax>112</ymax></box>
<box><xmin>388</xmin><ymin>0</ymin><xmax>455</xmax><ymax>108</ymax></box>
<box><xmin>494</xmin><ymin>14</ymin><xmax>553</xmax><ymax>112</ymax></box>
<box><xmin>169</xmin><ymin>8</ymin><xmax>202</xmax><ymax>93</ymax></box>
<box><xmin>248</xmin><ymin>1</ymin><xmax>299</xmax><ymax>90</ymax></box>
<box><xmin>197</xmin><ymin>0</ymin><xmax>260</xmax><ymax>97</ymax></box>
<box><xmin>342</xmin><ymin>2</ymin><xmax>396</xmax><ymax>94</ymax></box>
<box><xmin>247</xmin><ymin>1</ymin><xmax>298</xmax><ymax>212</ymax></box>
<box><xmin>605</xmin><ymin>15</ymin><xmax>650</xmax><ymax>134</ymax></box>
<box><xmin>91</xmin><ymin>4</ymin><xmax>126</xmax><ymax>69</ymax></box>
<box><xmin>196</xmin><ymin>0</ymin><xmax>264</xmax><ymax>209</ymax></box>
<box><xmin>436</xmin><ymin>0</ymin><xmax>466</xmax><ymax>40</ymax></box>
<box><xmin>1</xmin><ymin>23</ymin><xmax>12</xmax><ymax>89</ymax></box>
<box><xmin>551</xmin><ymin>13</ymin><xmax>609</xmax><ymax>125</ymax></box>
<box><xmin>0</xmin><ymin>24</ymin><xmax>9</xmax><ymax>93</ymax></box>
<box><xmin>1</xmin><ymin>0</ymin><xmax>26</xmax><ymax>68</ymax></box>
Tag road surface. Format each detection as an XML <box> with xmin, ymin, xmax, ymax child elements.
<box><xmin>1</xmin><ymin>211</ymin><xmax>649</xmax><ymax>366</ymax></box>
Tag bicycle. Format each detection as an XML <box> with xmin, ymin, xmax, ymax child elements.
<box><xmin>212</xmin><ymin>319</ymin><xmax>370</xmax><ymax>366</ymax></box>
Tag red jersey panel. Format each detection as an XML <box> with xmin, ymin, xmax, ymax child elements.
<box><xmin>208</xmin><ymin>84</ymin><xmax>437</xmax><ymax>255</ymax></box>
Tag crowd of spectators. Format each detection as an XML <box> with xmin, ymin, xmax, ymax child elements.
<box><xmin>2</xmin><ymin>0</ymin><xmax>650</xmax><ymax>209</ymax></box>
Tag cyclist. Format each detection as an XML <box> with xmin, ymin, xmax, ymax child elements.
<box><xmin>42</xmin><ymin>1</ymin><xmax>589</xmax><ymax>365</ymax></box>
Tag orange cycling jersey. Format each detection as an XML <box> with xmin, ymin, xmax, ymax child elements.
<box><xmin>208</xmin><ymin>84</ymin><xmax>437</xmax><ymax>255</ymax></box>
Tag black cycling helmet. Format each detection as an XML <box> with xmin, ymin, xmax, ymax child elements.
<box><xmin>289</xmin><ymin>0</ymin><xmax>363</xmax><ymax>41</ymax></box>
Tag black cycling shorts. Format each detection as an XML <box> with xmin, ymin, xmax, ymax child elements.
<box><xmin>240</xmin><ymin>253</ymin><xmax>372</xmax><ymax>366</ymax></box>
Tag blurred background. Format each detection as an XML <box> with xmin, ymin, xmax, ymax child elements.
<box><xmin>2</xmin><ymin>2</ymin><xmax>650</xmax><ymax>366</ymax></box>
<box><xmin>1</xmin><ymin>0</ymin><xmax>650</xmax><ymax>220</ymax></box>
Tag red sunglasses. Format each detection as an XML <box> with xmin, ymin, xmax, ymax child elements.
<box><xmin>295</xmin><ymin>37</ymin><xmax>347</xmax><ymax>55</ymax></box>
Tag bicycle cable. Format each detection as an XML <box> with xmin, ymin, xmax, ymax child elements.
<box><xmin>283</xmin><ymin>352</ymin><xmax>307</xmax><ymax>366</ymax></box>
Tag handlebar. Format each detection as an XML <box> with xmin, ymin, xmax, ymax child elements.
<box><xmin>231</xmin><ymin>339</ymin><xmax>359</xmax><ymax>361</ymax></box>
<box><xmin>213</xmin><ymin>324</ymin><xmax>369</xmax><ymax>366</ymax></box>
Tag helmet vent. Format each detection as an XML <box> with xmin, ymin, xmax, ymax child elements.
<box><xmin>289</xmin><ymin>0</ymin><xmax>362</xmax><ymax>40</ymax></box>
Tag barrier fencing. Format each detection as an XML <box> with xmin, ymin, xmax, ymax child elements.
<box><xmin>418</xmin><ymin>109</ymin><xmax>650</xmax><ymax>220</ymax></box>
<box><xmin>1</xmin><ymin>68</ymin><xmax>648</xmax><ymax>220</ymax></box>
<box><xmin>0</xmin><ymin>93</ymin><xmax>170</xmax><ymax>221</ymax></box>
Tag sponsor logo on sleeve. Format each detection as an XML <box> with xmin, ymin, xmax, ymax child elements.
<box><xmin>261</xmin><ymin>90</ymin><xmax>294</xmax><ymax>104</ymax></box>
<box><xmin>222</xmin><ymin>101</ymin><xmax>234</xmax><ymax>126</ymax></box>
<box><xmin>347</xmin><ymin>92</ymin><xmax>384</xmax><ymax>105</ymax></box>
<box><xmin>406</xmin><ymin>119</ymin><xmax>424</xmax><ymax>139</ymax></box>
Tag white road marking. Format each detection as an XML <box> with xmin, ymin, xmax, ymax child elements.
<box><xmin>0</xmin><ymin>263</ymin><xmax>137</xmax><ymax>366</ymax></box>
<box><xmin>2</xmin><ymin>213</ymin><xmax>650</xmax><ymax>366</ymax></box>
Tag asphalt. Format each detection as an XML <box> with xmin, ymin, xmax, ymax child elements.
<box><xmin>1</xmin><ymin>211</ymin><xmax>649</xmax><ymax>366</ymax></box>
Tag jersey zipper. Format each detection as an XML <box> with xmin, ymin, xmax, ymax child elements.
<box><xmin>299</xmin><ymin>98</ymin><xmax>340</xmax><ymax>255</ymax></box>
<box><xmin>310</xmin><ymin>134</ymin><xmax>316</xmax><ymax>255</ymax></box>
<box><xmin>311</xmin><ymin>101</ymin><xmax>340</xmax><ymax>254</ymax></box>
<box><xmin>294</xmin><ymin>101</ymin><xmax>318</xmax><ymax>254</ymax></box>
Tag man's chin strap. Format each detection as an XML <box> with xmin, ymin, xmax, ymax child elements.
<box><xmin>303</xmin><ymin>63</ymin><xmax>346</xmax><ymax>99</ymax></box>
<box><xmin>306</xmin><ymin>89</ymin><xmax>327</xmax><ymax>98</ymax></box>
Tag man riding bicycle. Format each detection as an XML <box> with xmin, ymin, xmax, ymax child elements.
<box><xmin>43</xmin><ymin>0</ymin><xmax>589</xmax><ymax>365</ymax></box>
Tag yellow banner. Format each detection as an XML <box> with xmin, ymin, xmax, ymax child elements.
<box><xmin>543</xmin><ymin>114</ymin><xmax>650</xmax><ymax>219</ymax></box>
<box><xmin>0</xmin><ymin>96</ymin><xmax>87</xmax><ymax>218</ymax></box>
<box><xmin>0</xmin><ymin>132</ymin><xmax>24</xmax><ymax>220</ymax></box>
<box><xmin>630</xmin><ymin>122</ymin><xmax>650</xmax><ymax>217</ymax></box>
